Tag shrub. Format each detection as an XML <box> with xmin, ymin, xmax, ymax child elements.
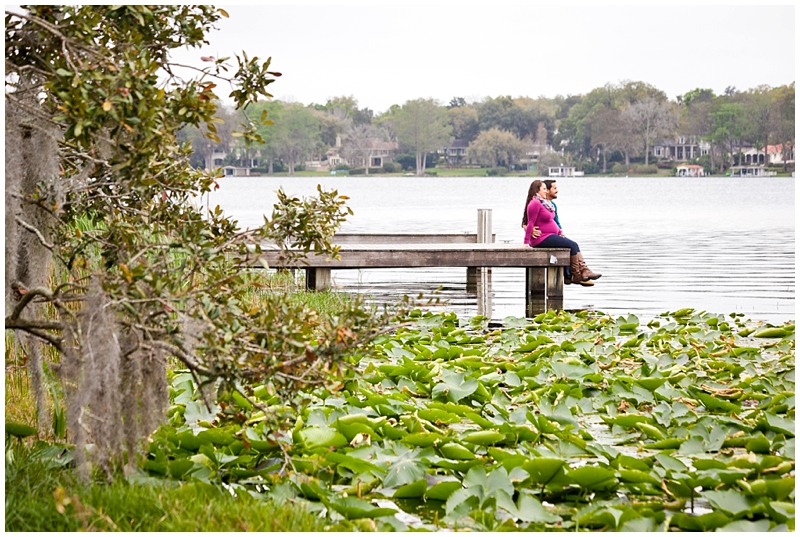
<box><xmin>349</xmin><ymin>168</ymin><xmax>365</xmax><ymax>175</ymax></box>
<box><xmin>382</xmin><ymin>162</ymin><xmax>400</xmax><ymax>173</ymax></box>
<box><xmin>395</xmin><ymin>154</ymin><xmax>416</xmax><ymax>171</ymax></box>
<box><xmin>633</xmin><ymin>164</ymin><xmax>658</xmax><ymax>175</ymax></box>
<box><xmin>334</xmin><ymin>164</ymin><xmax>351</xmax><ymax>171</ymax></box>
<box><xmin>580</xmin><ymin>161</ymin><xmax>600</xmax><ymax>175</ymax></box>
<box><xmin>485</xmin><ymin>167</ymin><xmax>508</xmax><ymax>176</ymax></box>
<box><xmin>611</xmin><ymin>163</ymin><xmax>629</xmax><ymax>175</ymax></box>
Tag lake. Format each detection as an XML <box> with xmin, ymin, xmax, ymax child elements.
<box><xmin>201</xmin><ymin>175</ymin><xmax>795</xmax><ymax>325</ymax></box>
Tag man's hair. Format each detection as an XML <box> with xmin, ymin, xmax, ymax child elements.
<box><xmin>543</xmin><ymin>179</ymin><xmax>557</xmax><ymax>190</ymax></box>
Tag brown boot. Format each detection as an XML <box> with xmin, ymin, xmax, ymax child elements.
<box><xmin>576</xmin><ymin>252</ymin><xmax>601</xmax><ymax>280</ymax></box>
<box><xmin>570</xmin><ymin>256</ymin><xmax>594</xmax><ymax>286</ymax></box>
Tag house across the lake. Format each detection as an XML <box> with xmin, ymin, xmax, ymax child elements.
<box><xmin>675</xmin><ymin>164</ymin><xmax>705</xmax><ymax>177</ymax></box>
<box><xmin>729</xmin><ymin>165</ymin><xmax>777</xmax><ymax>178</ymax></box>
<box><xmin>547</xmin><ymin>166</ymin><xmax>584</xmax><ymax>177</ymax></box>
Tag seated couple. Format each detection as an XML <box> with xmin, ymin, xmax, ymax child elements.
<box><xmin>522</xmin><ymin>179</ymin><xmax>601</xmax><ymax>287</ymax></box>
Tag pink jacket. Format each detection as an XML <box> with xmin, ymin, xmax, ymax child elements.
<box><xmin>524</xmin><ymin>199</ymin><xmax>561</xmax><ymax>246</ymax></box>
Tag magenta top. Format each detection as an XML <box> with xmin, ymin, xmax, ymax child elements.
<box><xmin>524</xmin><ymin>198</ymin><xmax>561</xmax><ymax>247</ymax></box>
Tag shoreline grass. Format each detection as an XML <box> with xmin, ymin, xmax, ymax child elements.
<box><xmin>4</xmin><ymin>442</ymin><xmax>332</xmax><ymax>532</ymax></box>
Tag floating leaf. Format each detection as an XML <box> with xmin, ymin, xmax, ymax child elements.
<box><xmin>702</xmin><ymin>490</ymin><xmax>761</xmax><ymax>517</ymax></box>
<box><xmin>567</xmin><ymin>466</ymin><xmax>617</xmax><ymax>490</ymax></box>
<box><xmin>295</xmin><ymin>427</ymin><xmax>348</xmax><ymax>451</ymax></box>
<box><xmin>325</xmin><ymin>497</ymin><xmax>397</xmax><ymax>519</ymax></box>
<box><xmin>393</xmin><ymin>477</ymin><xmax>427</xmax><ymax>498</ymax></box>
<box><xmin>425</xmin><ymin>480</ymin><xmax>461</xmax><ymax>501</ymax></box>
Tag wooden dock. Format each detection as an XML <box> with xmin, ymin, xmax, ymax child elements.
<box><xmin>252</xmin><ymin>235</ymin><xmax>569</xmax><ymax>315</ymax></box>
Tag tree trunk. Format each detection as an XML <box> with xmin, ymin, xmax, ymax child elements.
<box><xmin>602</xmin><ymin>148</ymin><xmax>607</xmax><ymax>173</ymax></box>
<box><xmin>416</xmin><ymin>151</ymin><xmax>424</xmax><ymax>176</ymax></box>
<box><xmin>268</xmin><ymin>159</ymin><xmax>274</xmax><ymax>176</ymax></box>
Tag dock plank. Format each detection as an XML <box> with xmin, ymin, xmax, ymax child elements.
<box><xmin>253</xmin><ymin>243</ymin><xmax>569</xmax><ymax>269</ymax></box>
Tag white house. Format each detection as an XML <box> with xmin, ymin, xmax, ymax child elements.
<box><xmin>547</xmin><ymin>166</ymin><xmax>584</xmax><ymax>177</ymax></box>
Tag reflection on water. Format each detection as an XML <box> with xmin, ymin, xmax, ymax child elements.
<box><xmin>202</xmin><ymin>176</ymin><xmax>795</xmax><ymax>324</ymax></box>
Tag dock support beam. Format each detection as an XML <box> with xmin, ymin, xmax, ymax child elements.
<box><xmin>526</xmin><ymin>266</ymin><xmax>563</xmax><ymax>316</ymax></box>
<box><xmin>305</xmin><ymin>267</ymin><xmax>331</xmax><ymax>291</ymax></box>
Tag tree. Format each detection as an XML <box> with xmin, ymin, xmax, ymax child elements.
<box><xmin>771</xmin><ymin>83</ymin><xmax>795</xmax><ymax>171</ymax></box>
<box><xmin>272</xmin><ymin>102</ymin><xmax>320</xmax><ymax>175</ymax></box>
<box><xmin>622</xmin><ymin>97</ymin><xmax>677</xmax><ymax>165</ymax></box>
<box><xmin>5</xmin><ymin>6</ymin><xmax>390</xmax><ymax>475</ymax></box>
<box><xmin>394</xmin><ymin>98</ymin><xmax>451</xmax><ymax>176</ymax></box>
<box><xmin>448</xmin><ymin>105</ymin><xmax>480</xmax><ymax>143</ymax></box>
<box><xmin>342</xmin><ymin>123</ymin><xmax>384</xmax><ymax>174</ymax></box>
<box><xmin>468</xmin><ymin>128</ymin><xmax>525</xmax><ymax>168</ymax></box>
<box><xmin>182</xmin><ymin>103</ymin><xmax>238</xmax><ymax>169</ymax></box>
<box><xmin>708</xmin><ymin>101</ymin><xmax>747</xmax><ymax>167</ymax></box>
<box><xmin>741</xmin><ymin>86</ymin><xmax>774</xmax><ymax>166</ymax></box>
<box><xmin>248</xmin><ymin>99</ymin><xmax>284</xmax><ymax>174</ymax></box>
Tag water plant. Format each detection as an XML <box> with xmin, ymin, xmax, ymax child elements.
<box><xmin>126</xmin><ymin>308</ymin><xmax>794</xmax><ymax>531</ymax></box>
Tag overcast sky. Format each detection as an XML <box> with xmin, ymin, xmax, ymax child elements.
<box><xmin>169</xmin><ymin>3</ymin><xmax>796</xmax><ymax>114</ymax></box>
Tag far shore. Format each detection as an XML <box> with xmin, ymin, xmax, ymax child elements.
<box><xmin>227</xmin><ymin>168</ymin><xmax>795</xmax><ymax>179</ymax></box>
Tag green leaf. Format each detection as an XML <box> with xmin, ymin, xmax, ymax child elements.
<box><xmin>425</xmin><ymin>480</ymin><xmax>461</xmax><ymax>501</ymax></box>
<box><xmin>567</xmin><ymin>466</ymin><xmax>617</xmax><ymax>490</ymax></box>
<box><xmin>762</xmin><ymin>412</ymin><xmax>795</xmax><ymax>436</ymax></box>
<box><xmin>702</xmin><ymin>490</ymin><xmax>761</xmax><ymax>517</ymax></box>
<box><xmin>670</xmin><ymin>511</ymin><xmax>730</xmax><ymax>531</ymax></box>
<box><xmin>516</xmin><ymin>492</ymin><xmax>562</xmax><ymax>523</ymax></box>
<box><xmin>717</xmin><ymin>519</ymin><xmax>771</xmax><ymax>532</ymax></box>
<box><xmin>6</xmin><ymin>422</ymin><xmax>37</xmax><ymax>438</ymax></box>
<box><xmin>522</xmin><ymin>457</ymin><xmax>567</xmax><ymax>485</ymax></box>
<box><xmin>431</xmin><ymin>370</ymin><xmax>479</xmax><ymax>402</ymax></box>
<box><xmin>401</xmin><ymin>431</ymin><xmax>444</xmax><ymax>447</ymax></box>
<box><xmin>393</xmin><ymin>477</ymin><xmax>427</xmax><ymax>498</ymax></box>
<box><xmin>296</xmin><ymin>427</ymin><xmax>348</xmax><ymax>451</ymax></box>
<box><xmin>383</xmin><ymin>455</ymin><xmax>426</xmax><ymax>488</ymax></box>
<box><xmin>325</xmin><ymin>452</ymin><xmax>383</xmax><ymax>475</ymax></box>
<box><xmin>325</xmin><ymin>497</ymin><xmax>397</xmax><ymax>520</ymax></box>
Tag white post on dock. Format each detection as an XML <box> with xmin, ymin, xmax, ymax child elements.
<box><xmin>477</xmin><ymin>208</ymin><xmax>492</xmax><ymax>245</ymax></box>
<box><xmin>469</xmin><ymin>209</ymin><xmax>492</xmax><ymax>315</ymax></box>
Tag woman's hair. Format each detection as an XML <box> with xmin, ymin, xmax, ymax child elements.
<box><xmin>522</xmin><ymin>179</ymin><xmax>544</xmax><ymax>227</ymax></box>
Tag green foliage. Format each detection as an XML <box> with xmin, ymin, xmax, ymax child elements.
<box><xmin>123</xmin><ymin>309</ymin><xmax>795</xmax><ymax>531</ymax></box>
<box><xmin>382</xmin><ymin>161</ymin><xmax>401</xmax><ymax>173</ymax></box>
<box><xmin>5</xmin><ymin>5</ymin><xmax>398</xmax><ymax>474</ymax></box>
<box><xmin>4</xmin><ymin>442</ymin><xmax>331</xmax><ymax>532</ymax></box>
<box><xmin>580</xmin><ymin>160</ymin><xmax>600</xmax><ymax>174</ymax></box>
<box><xmin>485</xmin><ymin>167</ymin><xmax>508</xmax><ymax>176</ymax></box>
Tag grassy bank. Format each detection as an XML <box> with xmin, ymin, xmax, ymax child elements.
<box><xmin>4</xmin><ymin>442</ymin><xmax>330</xmax><ymax>531</ymax></box>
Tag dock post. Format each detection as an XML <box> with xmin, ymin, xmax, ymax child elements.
<box><xmin>468</xmin><ymin>208</ymin><xmax>493</xmax><ymax>285</ymax></box>
<box><xmin>546</xmin><ymin>266</ymin><xmax>564</xmax><ymax>311</ymax></box>
<box><xmin>305</xmin><ymin>267</ymin><xmax>332</xmax><ymax>291</ymax></box>
<box><xmin>525</xmin><ymin>267</ymin><xmax>547</xmax><ymax>316</ymax></box>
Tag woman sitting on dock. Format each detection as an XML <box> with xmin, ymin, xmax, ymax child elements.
<box><xmin>522</xmin><ymin>180</ymin><xmax>601</xmax><ymax>287</ymax></box>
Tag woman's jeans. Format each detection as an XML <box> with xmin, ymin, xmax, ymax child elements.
<box><xmin>533</xmin><ymin>234</ymin><xmax>580</xmax><ymax>279</ymax></box>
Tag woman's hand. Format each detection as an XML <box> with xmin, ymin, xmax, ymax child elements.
<box><xmin>530</xmin><ymin>226</ymin><xmax>542</xmax><ymax>239</ymax></box>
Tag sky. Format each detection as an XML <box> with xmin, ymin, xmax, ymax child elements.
<box><xmin>169</xmin><ymin>3</ymin><xmax>796</xmax><ymax>114</ymax></box>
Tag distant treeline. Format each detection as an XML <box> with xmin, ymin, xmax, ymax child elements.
<box><xmin>181</xmin><ymin>81</ymin><xmax>795</xmax><ymax>175</ymax></box>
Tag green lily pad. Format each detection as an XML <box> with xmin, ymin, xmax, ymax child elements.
<box><xmin>567</xmin><ymin>466</ymin><xmax>618</xmax><ymax>490</ymax></box>
<box><xmin>296</xmin><ymin>427</ymin><xmax>348</xmax><ymax>451</ymax></box>
<box><xmin>425</xmin><ymin>480</ymin><xmax>461</xmax><ymax>501</ymax></box>
<box><xmin>393</xmin><ymin>477</ymin><xmax>427</xmax><ymax>498</ymax></box>
<box><xmin>702</xmin><ymin>490</ymin><xmax>761</xmax><ymax>517</ymax></box>
<box><xmin>325</xmin><ymin>497</ymin><xmax>397</xmax><ymax>519</ymax></box>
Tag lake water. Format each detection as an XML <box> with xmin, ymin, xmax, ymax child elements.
<box><xmin>201</xmin><ymin>175</ymin><xmax>795</xmax><ymax>325</ymax></box>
